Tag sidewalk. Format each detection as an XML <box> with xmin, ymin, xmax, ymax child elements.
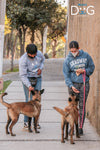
<box><xmin>2</xmin><ymin>58</ymin><xmax>64</xmax><ymax>81</ymax></box>
<box><xmin>0</xmin><ymin>81</ymin><xmax>100</xmax><ymax>150</ymax></box>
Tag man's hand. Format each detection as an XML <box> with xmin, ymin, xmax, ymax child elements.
<box><xmin>37</xmin><ymin>69</ymin><xmax>42</xmax><ymax>75</ymax></box>
<box><xmin>29</xmin><ymin>86</ymin><xmax>34</xmax><ymax>91</ymax></box>
<box><xmin>76</xmin><ymin>69</ymin><xmax>85</xmax><ymax>76</ymax></box>
<box><xmin>72</xmin><ymin>86</ymin><xmax>80</xmax><ymax>93</ymax></box>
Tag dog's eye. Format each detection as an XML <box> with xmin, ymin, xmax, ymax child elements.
<box><xmin>68</xmin><ymin>97</ymin><xmax>72</xmax><ymax>102</ymax></box>
<box><xmin>31</xmin><ymin>91</ymin><xmax>35</xmax><ymax>95</ymax></box>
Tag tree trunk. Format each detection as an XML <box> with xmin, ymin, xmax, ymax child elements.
<box><xmin>30</xmin><ymin>30</ymin><xmax>34</xmax><ymax>43</ymax></box>
<box><xmin>18</xmin><ymin>28</ymin><xmax>23</xmax><ymax>56</ymax></box>
<box><xmin>23</xmin><ymin>27</ymin><xmax>27</xmax><ymax>53</ymax></box>
<box><xmin>7</xmin><ymin>34</ymin><xmax>11</xmax><ymax>58</ymax></box>
<box><xmin>10</xmin><ymin>29</ymin><xmax>14</xmax><ymax>71</ymax></box>
<box><xmin>41</xmin><ymin>32</ymin><xmax>43</xmax><ymax>52</ymax></box>
<box><xmin>40</xmin><ymin>29</ymin><xmax>44</xmax><ymax>52</ymax></box>
<box><xmin>52</xmin><ymin>39</ymin><xmax>57</xmax><ymax>58</ymax></box>
<box><xmin>3</xmin><ymin>34</ymin><xmax>8</xmax><ymax>58</ymax></box>
<box><xmin>43</xmin><ymin>26</ymin><xmax>48</xmax><ymax>54</ymax></box>
<box><xmin>13</xmin><ymin>33</ymin><xmax>18</xmax><ymax>59</ymax></box>
<box><xmin>18</xmin><ymin>27</ymin><xmax>27</xmax><ymax>56</ymax></box>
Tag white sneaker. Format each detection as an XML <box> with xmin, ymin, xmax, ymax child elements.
<box><xmin>24</xmin><ymin>122</ymin><xmax>28</xmax><ymax>128</ymax></box>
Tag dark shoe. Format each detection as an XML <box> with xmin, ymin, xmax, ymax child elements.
<box><xmin>79</xmin><ymin>128</ymin><xmax>83</xmax><ymax>135</ymax></box>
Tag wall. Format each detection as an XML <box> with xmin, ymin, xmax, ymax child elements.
<box><xmin>67</xmin><ymin>0</ymin><xmax>100</xmax><ymax>135</ymax></box>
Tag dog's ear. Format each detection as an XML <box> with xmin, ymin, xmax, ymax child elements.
<box><xmin>40</xmin><ymin>89</ymin><xmax>44</xmax><ymax>95</ymax></box>
<box><xmin>68</xmin><ymin>97</ymin><xmax>72</xmax><ymax>102</ymax></box>
<box><xmin>31</xmin><ymin>91</ymin><xmax>35</xmax><ymax>95</ymax></box>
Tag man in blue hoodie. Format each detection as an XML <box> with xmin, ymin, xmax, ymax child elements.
<box><xmin>63</xmin><ymin>41</ymin><xmax>95</xmax><ymax>135</ymax></box>
<box><xmin>19</xmin><ymin>44</ymin><xmax>45</xmax><ymax>128</ymax></box>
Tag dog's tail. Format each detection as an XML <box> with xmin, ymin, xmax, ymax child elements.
<box><xmin>53</xmin><ymin>106</ymin><xmax>69</xmax><ymax>117</ymax></box>
<box><xmin>0</xmin><ymin>93</ymin><xmax>11</xmax><ymax>108</ymax></box>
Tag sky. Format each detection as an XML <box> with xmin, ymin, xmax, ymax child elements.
<box><xmin>57</xmin><ymin>0</ymin><xmax>68</xmax><ymax>7</ymax></box>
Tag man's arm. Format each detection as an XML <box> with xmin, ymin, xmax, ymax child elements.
<box><xmin>19</xmin><ymin>58</ymin><xmax>31</xmax><ymax>88</ymax></box>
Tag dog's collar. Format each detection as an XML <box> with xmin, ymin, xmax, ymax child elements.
<box><xmin>70</xmin><ymin>104</ymin><xmax>77</xmax><ymax>107</ymax></box>
<box><xmin>35</xmin><ymin>99</ymin><xmax>40</xmax><ymax>102</ymax></box>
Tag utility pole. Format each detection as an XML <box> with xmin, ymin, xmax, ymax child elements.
<box><xmin>0</xmin><ymin>0</ymin><xmax>6</xmax><ymax>90</ymax></box>
<box><xmin>0</xmin><ymin>0</ymin><xmax>6</xmax><ymax>77</ymax></box>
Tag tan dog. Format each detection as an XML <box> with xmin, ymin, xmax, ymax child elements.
<box><xmin>53</xmin><ymin>94</ymin><xmax>80</xmax><ymax>144</ymax></box>
<box><xmin>0</xmin><ymin>89</ymin><xmax>44</xmax><ymax>136</ymax></box>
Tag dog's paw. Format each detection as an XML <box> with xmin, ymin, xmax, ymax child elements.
<box><xmin>76</xmin><ymin>135</ymin><xmax>80</xmax><ymax>138</ymax></box>
<box><xmin>64</xmin><ymin>138</ymin><xmax>68</xmax><ymax>141</ymax></box>
<box><xmin>11</xmin><ymin>133</ymin><xmax>16</xmax><ymax>136</ymax></box>
<box><xmin>28</xmin><ymin>129</ymin><xmax>33</xmax><ymax>133</ymax></box>
<box><xmin>35</xmin><ymin>130</ymin><xmax>40</xmax><ymax>133</ymax></box>
<box><xmin>70</xmin><ymin>141</ymin><xmax>75</xmax><ymax>144</ymax></box>
<box><xmin>71</xmin><ymin>142</ymin><xmax>75</xmax><ymax>144</ymax></box>
<box><xmin>64</xmin><ymin>136</ymin><xmax>68</xmax><ymax>141</ymax></box>
<box><xmin>6</xmin><ymin>131</ymin><xmax>10</xmax><ymax>134</ymax></box>
<box><xmin>61</xmin><ymin>140</ymin><xmax>65</xmax><ymax>143</ymax></box>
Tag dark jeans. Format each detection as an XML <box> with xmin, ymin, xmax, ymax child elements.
<box><xmin>68</xmin><ymin>82</ymin><xmax>90</xmax><ymax>128</ymax></box>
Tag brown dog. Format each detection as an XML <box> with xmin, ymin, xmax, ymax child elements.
<box><xmin>0</xmin><ymin>89</ymin><xmax>44</xmax><ymax>136</ymax></box>
<box><xmin>53</xmin><ymin>94</ymin><xmax>80</xmax><ymax>144</ymax></box>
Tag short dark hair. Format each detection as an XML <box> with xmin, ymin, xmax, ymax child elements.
<box><xmin>69</xmin><ymin>41</ymin><xmax>79</xmax><ymax>49</ymax></box>
<box><xmin>26</xmin><ymin>44</ymin><xmax>37</xmax><ymax>54</ymax></box>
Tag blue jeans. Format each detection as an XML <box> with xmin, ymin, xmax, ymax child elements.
<box><xmin>22</xmin><ymin>77</ymin><xmax>42</xmax><ymax>123</ymax></box>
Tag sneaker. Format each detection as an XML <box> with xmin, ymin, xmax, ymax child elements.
<box><xmin>33</xmin><ymin>124</ymin><xmax>41</xmax><ymax>129</ymax></box>
<box><xmin>78</xmin><ymin>128</ymin><xmax>83</xmax><ymax>135</ymax></box>
<box><xmin>24</xmin><ymin>122</ymin><xmax>28</xmax><ymax>128</ymax></box>
<box><xmin>37</xmin><ymin>124</ymin><xmax>41</xmax><ymax>129</ymax></box>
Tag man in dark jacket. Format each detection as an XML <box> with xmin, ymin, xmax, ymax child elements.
<box><xmin>63</xmin><ymin>41</ymin><xmax>95</xmax><ymax>135</ymax></box>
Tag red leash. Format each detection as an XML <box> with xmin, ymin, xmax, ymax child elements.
<box><xmin>79</xmin><ymin>70</ymin><xmax>86</xmax><ymax>129</ymax></box>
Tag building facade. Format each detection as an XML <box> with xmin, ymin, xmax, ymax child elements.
<box><xmin>67</xmin><ymin>0</ymin><xmax>100</xmax><ymax>135</ymax></box>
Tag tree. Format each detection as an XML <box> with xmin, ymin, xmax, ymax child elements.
<box><xmin>4</xmin><ymin>15</ymin><xmax>11</xmax><ymax>35</ymax></box>
<box><xmin>4</xmin><ymin>15</ymin><xmax>11</xmax><ymax>58</ymax></box>
<box><xmin>48</xmin><ymin>5</ymin><xmax>67</xmax><ymax>57</ymax></box>
<box><xmin>28</xmin><ymin>0</ymin><xmax>59</xmax><ymax>52</ymax></box>
<box><xmin>6</xmin><ymin>0</ymin><xmax>29</xmax><ymax>56</ymax></box>
<box><xmin>6</xmin><ymin>0</ymin><xmax>67</xmax><ymax>58</ymax></box>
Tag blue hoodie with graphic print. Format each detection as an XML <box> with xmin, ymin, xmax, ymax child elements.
<box><xmin>63</xmin><ymin>50</ymin><xmax>95</xmax><ymax>88</ymax></box>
